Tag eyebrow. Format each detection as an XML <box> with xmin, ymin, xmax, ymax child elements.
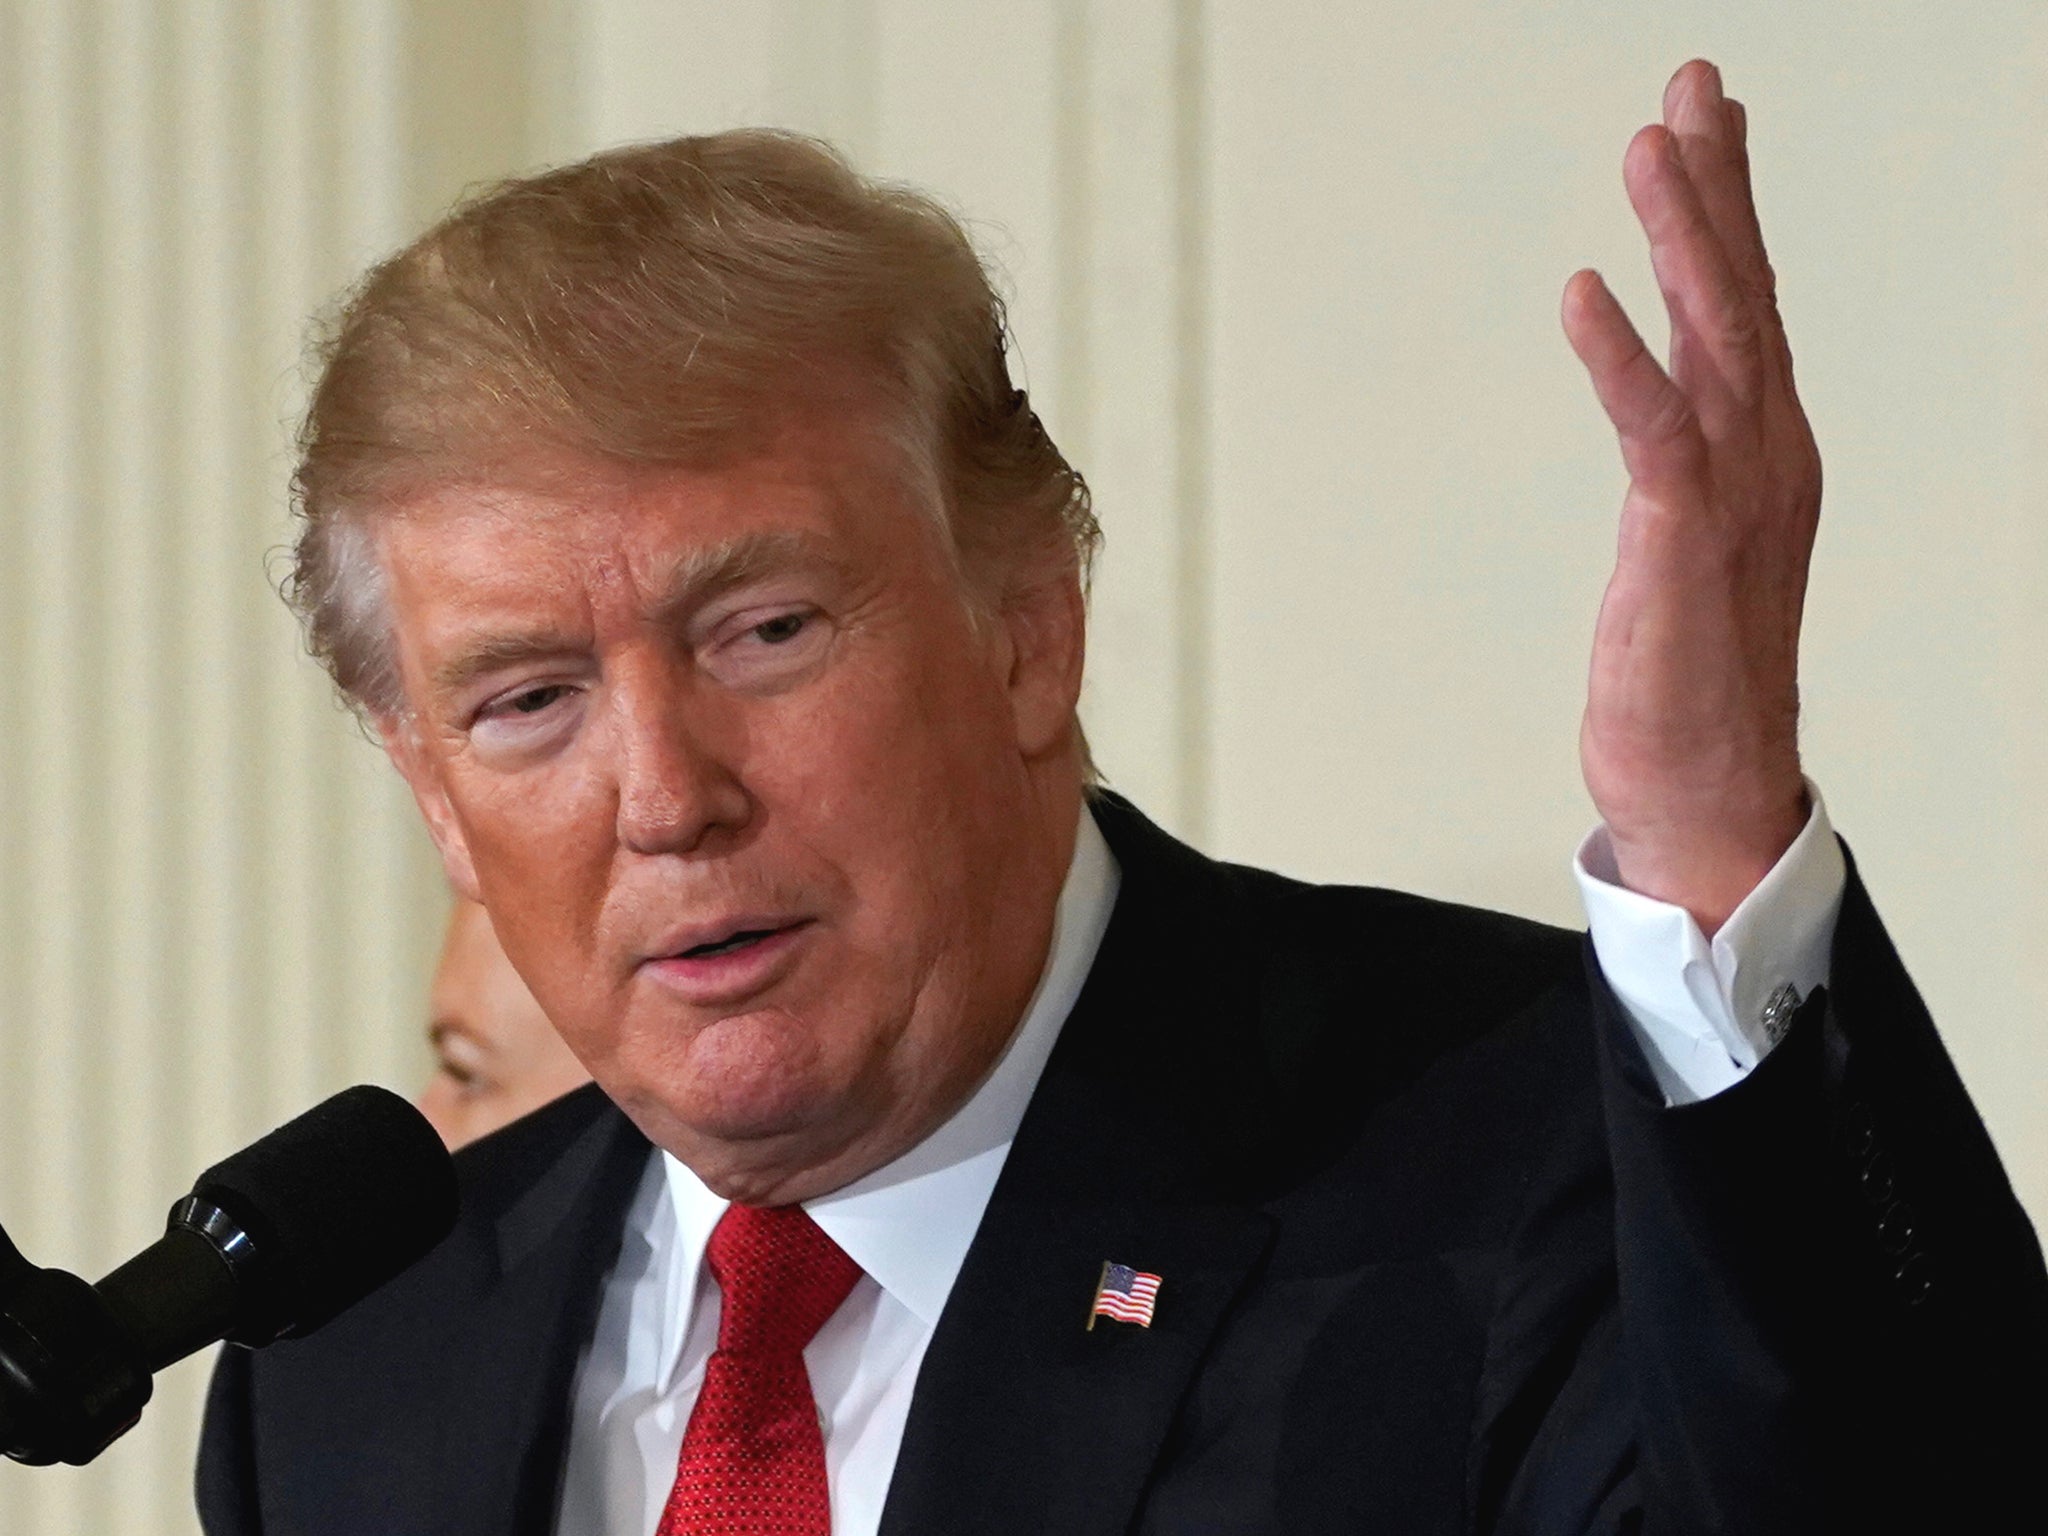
<box><xmin>647</xmin><ymin>528</ymin><xmax>831</xmax><ymax>630</ymax></box>
<box><xmin>426</xmin><ymin>529</ymin><xmax>836</xmax><ymax>702</ymax></box>
<box><xmin>429</xmin><ymin>631</ymin><xmax>588</xmax><ymax>701</ymax></box>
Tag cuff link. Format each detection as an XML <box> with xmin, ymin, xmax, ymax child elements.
<box><xmin>1758</xmin><ymin>981</ymin><xmax>1804</xmax><ymax>1046</ymax></box>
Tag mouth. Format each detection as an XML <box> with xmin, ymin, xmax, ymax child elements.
<box><xmin>676</xmin><ymin>925</ymin><xmax>792</xmax><ymax>960</ymax></box>
<box><xmin>640</xmin><ymin>917</ymin><xmax>815</xmax><ymax>1004</ymax></box>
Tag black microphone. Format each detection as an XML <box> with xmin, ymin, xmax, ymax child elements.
<box><xmin>0</xmin><ymin>1085</ymin><xmax>458</xmax><ymax>1466</ymax></box>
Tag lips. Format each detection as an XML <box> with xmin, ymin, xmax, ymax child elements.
<box><xmin>639</xmin><ymin>917</ymin><xmax>814</xmax><ymax>1005</ymax></box>
<box><xmin>648</xmin><ymin>914</ymin><xmax>812</xmax><ymax>963</ymax></box>
<box><xmin>678</xmin><ymin>926</ymin><xmax>787</xmax><ymax>959</ymax></box>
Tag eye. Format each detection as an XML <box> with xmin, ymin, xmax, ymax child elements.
<box><xmin>469</xmin><ymin>679</ymin><xmax>582</xmax><ymax>733</ymax></box>
<box><xmin>497</xmin><ymin>683</ymin><xmax>573</xmax><ymax>717</ymax></box>
<box><xmin>463</xmin><ymin>676</ymin><xmax>589</xmax><ymax>761</ymax></box>
<box><xmin>429</xmin><ymin>1027</ymin><xmax>488</xmax><ymax>1092</ymax></box>
<box><xmin>699</xmin><ymin>602</ymin><xmax>832</xmax><ymax>692</ymax></box>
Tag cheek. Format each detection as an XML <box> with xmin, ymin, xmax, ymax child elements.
<box><xmin>450</xmin><ymin>772</ymin><xmax>618</xmax><ymax>1027</ymax></box>
<box><xmin>746</xmin><ymin>638</ymin><xmax>1029</xmax><ymax>974</ymax></box>
<box><xmin>766</xmin><ymin>627</ymin><xmax>1014</xmax><ymax>817</ymax></box>
<box><xmin>459</xmin><ymin>753</ymin><xmax>611</xmax><ymax>887</ymax></box>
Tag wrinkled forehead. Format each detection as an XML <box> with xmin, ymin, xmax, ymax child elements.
<box><xmin>367</xmin><ymin>385</ymin><xmax>946</xmax><ymax>550</ymax></box>
<box><xmin>378</xmin><ymin>491</ymin><xmax>847</xmax><ymax>630</ymax></box>
<box><xmin>365</xmin><ymin>424</ymin><xmax>960</xmax><ymax>675</ymax></box>
<box><xmin>319</xmin><ymin>389</ymin><xmax>978</xmax><ymax>725</ymax></box>
<box><xmin>375</xmin><ymin>410</ymin><xmax>937</xmax><ymax>566</ymax></box>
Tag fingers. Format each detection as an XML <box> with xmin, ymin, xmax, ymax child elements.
<box><xmin>1715</xmin><ymin>93</ymin><xmax>1798</xmax><ymax>381</ymax></box>
<box><xmin>1623</xmin><ymin>120</ymin><xmax>1764</xmax><ymax>432</ymax></box>
<box><xmin>1567</xmin><ymin>62</ymin><xmax>1815</xmax><ymax>491</ymax></box>
<box><xmin>1560</xmin><ymin>268</ymin><xmax>1703</xmax><ymax>490</ymax></box>
<box><xmin>1663</xmin><ymin>63</ymin><xmax>1776</xmax><ymax>310</ymax></box>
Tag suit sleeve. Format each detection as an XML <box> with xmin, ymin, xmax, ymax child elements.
<box><xmin>1586</xmin><ymin>846</ymin><xmax>2048</xmax><ymax>1532</ymax></box>
<box><xmin>194</xmin><ymin>1345</ymin><xmax>264</xmax><ymax>1535</ymax></box>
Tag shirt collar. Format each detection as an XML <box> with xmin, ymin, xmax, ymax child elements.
<box><xmin>654</xmin><ymin>806</ymin><xmax>1120</xmax><ymax>1384</ymax></box>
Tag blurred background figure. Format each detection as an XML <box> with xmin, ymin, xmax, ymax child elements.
<box><xmin>417</xmin><ymin>898</ymin><xmax>590</xmax><ymax>1150</ymax></box>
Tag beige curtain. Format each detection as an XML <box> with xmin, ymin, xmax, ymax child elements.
<box><xmin>0</xmin><ymin>2</ymin><xmax>495</xmax><ymax>1528</ymax></box>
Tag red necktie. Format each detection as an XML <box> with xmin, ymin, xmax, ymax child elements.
<box><xmin>657</xmin><ymin>1203</ymin><xmax>863</xmax><ymax>1536</ymax></box>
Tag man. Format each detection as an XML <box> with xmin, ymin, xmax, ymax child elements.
<box><xmin>197</xmin><ymin>62</ymin><xmax>2046</xmax><ymax>1533</ymax></box>
<box><xmin>419</xmin><ymin>896</ymin><xmax>591</xmax><ymax>1149</ymax></box>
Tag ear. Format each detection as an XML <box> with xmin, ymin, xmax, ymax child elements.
<box><xmin>377</xmin><ymin>712</ymin><xmax>484</xmax><ymax>902</ymax></box>
<box><xmin>996</xmin><ymin>555</ymin><xmax>1087</xmax><ymax>762</ymax></box>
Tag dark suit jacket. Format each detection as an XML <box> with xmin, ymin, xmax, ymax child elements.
<box><xmin>198</xmin><ymin>796</ymin><xmax>2048</xmax><ymax>1533</ymax></box>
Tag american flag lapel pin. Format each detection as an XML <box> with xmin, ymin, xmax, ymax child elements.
<box><xmin>1088</xmin><ymin>1260</ymin><xmax>1162</xmax><ymax>1330</ymax></box>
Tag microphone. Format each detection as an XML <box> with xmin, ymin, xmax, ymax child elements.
<box><xmin>0</xmin><ymin>1085</ymin><xmax>458</xmax><ymax>1466</ymax></box>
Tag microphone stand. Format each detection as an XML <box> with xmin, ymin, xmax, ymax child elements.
<box><xmin>0</xmin><ymin>1216</ymin><xmax>154</xmax><ymax>1466</ymax></box>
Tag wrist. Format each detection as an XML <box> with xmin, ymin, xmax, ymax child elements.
<box><xmin>1602</xmin><ymin>779</ymin><xmax>1810</xmax><ymax>936</ymax></box>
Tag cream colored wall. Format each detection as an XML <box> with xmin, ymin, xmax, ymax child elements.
<box><xmin>4</xmin><ymin>3</ymin><xmax>2045</xmax><ymax>1532</ymax></box>
<box><xmin>0</xmin><ymin>4</ymin><xmax>490</xmax><ymax>1531</ymax></box>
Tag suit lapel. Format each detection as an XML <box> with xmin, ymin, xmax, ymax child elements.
<box><xmin>880</xmin><ymin>797</ymin><xmax>1275</xmax><ymax>1536</ymax></box>
<box><xmin>432</xmin><ymin>1090</ymin><xmax>652</xmax><ymax>1536</ymax></box>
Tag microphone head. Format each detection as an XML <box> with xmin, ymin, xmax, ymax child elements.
<box><xmin>189</xmin><ymin>1085</ymin><xmax>458</xmax><ymax>1342</ymax></box>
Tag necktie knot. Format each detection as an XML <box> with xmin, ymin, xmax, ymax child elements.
<box><xmin>706</xmin><ymin>1203</ymin><xmax>861</xmax><ymax>1357</ymax></box>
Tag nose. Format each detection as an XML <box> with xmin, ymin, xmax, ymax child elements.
<box><xmin>609</xmin><ymin>660</ymin><xmax>752</xmax><ymax>856</ymax></box>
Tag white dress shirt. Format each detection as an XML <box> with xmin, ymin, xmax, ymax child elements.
<box><xmin>555</xmin><ymin>796</ymin><xmax>1849</xmax><ymax>1533</ymax></box>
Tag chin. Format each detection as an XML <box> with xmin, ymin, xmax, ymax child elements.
<box><xmin>620</xmin><ymin>1007</ymin><xmax>853</xmax><ymax>1149</ymax></box>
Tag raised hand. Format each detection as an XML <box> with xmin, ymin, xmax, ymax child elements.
<box><xmin>1563</xmin><ymin>60</ymin><xmax>1821</xmax><ymax>935</ymax></box>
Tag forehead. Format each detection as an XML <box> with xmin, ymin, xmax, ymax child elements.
<box><xmin>376</xmin><ymin>420</ymin><xmax>938</xmax><ymax>615</ymax></box>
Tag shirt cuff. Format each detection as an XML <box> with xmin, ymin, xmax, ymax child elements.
<box><xmin>1573</xmin><ymin>782</ymin><xmax>1847</xmax><ymax>1106</ymax></box>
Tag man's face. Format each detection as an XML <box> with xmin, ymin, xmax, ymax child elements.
<box><xmin>376</xmin><ymin>414</ymin><xmax>1084</xmax><ymax>1202</ymax></box>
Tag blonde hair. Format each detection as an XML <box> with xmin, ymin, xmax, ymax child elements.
<box><xmin>284</xmin><ymin>130</ymin><xmax>1097</xmax><ymax>719</ymax></box>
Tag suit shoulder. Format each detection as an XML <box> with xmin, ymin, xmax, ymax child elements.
<box><xmin>1092</xmin><ymin>790</ymin><xmax>1586</xmax><ymax>1061</ymax></box>
<box><xmin>449</xmin><ymin>1080</ymin><xmax>626</xmax><ymax>1220</ymax></box>
<box><xmin>1223</xmin><ymin>866</ymin><xmax>1589</xmax><ymax>1113</ymax></box>
<box><xmin>1089</xmin><ymin>795</ymin><xmax>1594</xmax><ymax>1185</ymax></box>
<box><xmin>1240</xmin><ymin>864</ymin><xmax>1583</xmax><ymax>1012</ymax></box>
